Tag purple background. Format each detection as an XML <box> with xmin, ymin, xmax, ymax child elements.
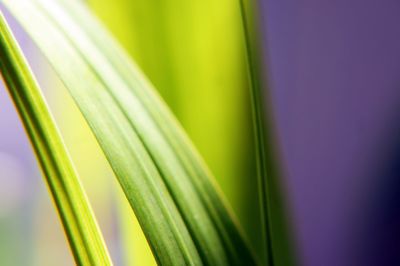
<box><xmin>261</xmin><ymin>0</ymin><xmax>400</xmax><ymax>265</ymax></box>
<box><xmin>2</xmin><ymin>1</ymin><xmax>400</xmax><ymax>264</ymax></box>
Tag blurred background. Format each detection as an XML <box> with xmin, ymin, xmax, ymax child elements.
<box><xmin>1</xmin><ymin>0</ymin><xmax>400</xmax><ymax>265</ymax></box>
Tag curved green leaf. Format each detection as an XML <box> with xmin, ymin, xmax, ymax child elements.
<box><xmin>0</xmin><ymin>11</ymin><xmax>111</xmax><ymax>266</ymax></box>
<box><xmin>1</xmin><ymin>0</ymin><xmax>259</xmax><ymax>264</ymax></box>
<box><xmin>2</xmin><ymin>0</ymin><xmax>259</xmax><ymax>264</ymax></box>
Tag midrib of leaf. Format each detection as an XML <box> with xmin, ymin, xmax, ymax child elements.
<box><xmin>0</xmin><ymin>12</ymin><xmax>111</xmax><ymax>266</ymax></box>
<box><xmin>238</xmin><ymin>0</ymin><xmax>296</xmax><ymax>265</ymax></box>
<box><xmin>1</xmin><ymin>0</ymin><xmax>258</xmax><ymax>264</ymax></box>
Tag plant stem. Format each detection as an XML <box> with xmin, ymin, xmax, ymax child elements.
<box><xmin>239</xmin><ymin>1</ymin><xmax>272</xmax><ymax>264</ymax></box>
<box><xmin>238</xmin><ymin>1</ymin><xmax>296</xmax><ymax>265</ymax></box>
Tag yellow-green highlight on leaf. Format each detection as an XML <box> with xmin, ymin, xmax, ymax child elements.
<box><xmin>1</xmin><ymin>0</ymin><xmax>258</xmax><ymax>264</ymax></box>
<box><xmin>0</xmin><ymin>11</ymin><xmax>112</xmax><ymax>266</ymax></box>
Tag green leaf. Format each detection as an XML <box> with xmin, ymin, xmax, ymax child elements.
<box><xmin>0</xmin><ymin>11</ymin><xmax>112</xmax><ymax>266</ymax></box>
<box><xmin>1</xmin><ymin>0</ymin><xmax>258</xmax><ymax>265</ymax></box>
<box><xmin>239</xmin><ymin>0</ymin><xmax>296</xmax><ymax>265</ymax></box>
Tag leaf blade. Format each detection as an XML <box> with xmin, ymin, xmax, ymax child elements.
<box><xmin>0</xmin><ymin>11</ymin><xmax>112</xmax><ymax>266</ymax></box>
<box><xmin>2</xmin><ymin>1</ymin><xmax>202</xmax><ymax>264</ymax></box>
<box><xmin>54</xmin><ymin>1</ymin><xmax>258</xmax><ymax>264</ymax></box>
<box><xmin>2</xmin><ymin>0</ymin><xmax>259</xmax><ymax>264</ymax></box>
